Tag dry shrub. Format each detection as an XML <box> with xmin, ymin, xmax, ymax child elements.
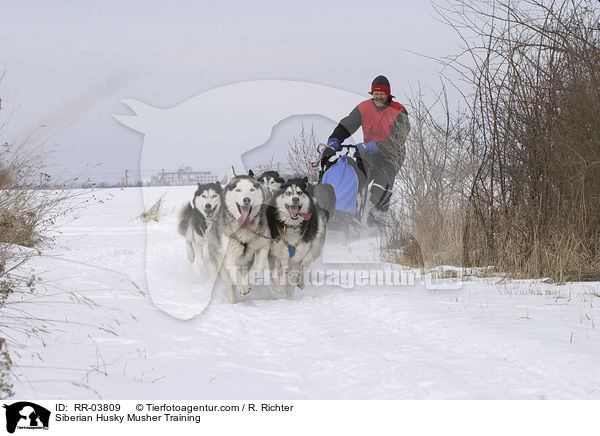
<box><xmin>138</xmin><ymin>194</ymin><xmax>167</xmax><ymax>223</ymax></box>
<box><xmin>0</xmin><ymin>144</ymin><xmax>78</xmax><ymax>398</ymax></box>
<box><xmin>437</xmin><ymin>0</ymin><xmax>600</xmax><ymax>280</ymax></box>
<box><xmin>0</xmin><ymin>338</ymin><xmax>12</xmax><ymax>398</ymax></box>
<box><xmin>0</xmin><ymin>143</ymin><xmax>75</xmax><ymax>304</ymax></box>
<box><xmin>0</xmin><ymin>166</ymin><xmax>11</xmax><ymax>188</ymax></box>
<box><xmin>385</xmin><ymin>86</ymin><xmax>477</xmax><ymax>269</ymax></box>
<box><xmin>251</xmin><ymin>156</ymin><xmax>281</xmax><ymax>177</ymax></box>
<box><xmin>287</xmin><ymin>124</ymin><xmax>320</xmax><ymax>179</ymax></box>
<box><xmin>0</xmin><ymin>142</ymin><xmax>115</xmax><ymax>398</ymax></box>
<box><xmin>0</xmin><ymin>86</ymin><xmax>82</xmax><ymax>396</ymax></box>
<box><xmin>384</xmin><ymin>218</ymin><xmax>424</xmax><ymax>268</ymax></box>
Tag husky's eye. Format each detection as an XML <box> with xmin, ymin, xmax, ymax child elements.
<box><xmin>211</xmin><ymin>194</ymin><xmax>218</xmax><ymax>198</ymax></box>
<box><xmin>250</xmin><ymin>188</ymin><xmax>255</xmax><ymax>192</ymax></box>
<box><xmin>285</xmin><ymin>191</ymin><xmax>291</xmax><ymax>196</ymax></box>
<box><xmin>235</xmin><ymin>189</ymin><xmax>241</xmax><ymax>192</ymax></box>
<box><xmin>202</xmin><ymin>195</ymin><xmax>207</xmax><ymax>198</ymax></box>
<box><xmin>298</xmin><ymin>191</ymin><xmax>303</xmax><ymax>196</ymax></box>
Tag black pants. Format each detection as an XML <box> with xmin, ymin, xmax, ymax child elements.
<box><xmin>356</xmin><ymin>151</ymin><xmax>398</xmax><ymax>212</ymax></box>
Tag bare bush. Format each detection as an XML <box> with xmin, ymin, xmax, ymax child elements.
<box><xmin>385</xmin><ymin>86</ymin><xmax>477</xmax><ymax>269</ymax></box>
<box><xmin>138</xmin><ymin>194</ymin><xmax>168</xmax><ymax>223</ymax></box>
<box><xmin>435</xmin><ymin>0</ymin><xmax>600</xmax><ymax>280</ymax></box>
<box><xmin>0</xmin><ymin>84</ymin><xmax>84</xmax><ymax>396</ymax></box>
<box><xmin>287</xmin><ymin>124</ymin><xmax>321</xmax><ymax>179</ymax></box>
<box><xmin>0</xmin><ymin>141</ymin><xmax>80</xmax><ymax>397</ymax></box>
<box><xmin>250</xmin><ymin>156</ymin><xmax>282</xmax><ymax>176</ymax></box>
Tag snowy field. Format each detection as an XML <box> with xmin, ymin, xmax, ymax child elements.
<box><xmin>5</xmin><ymin>186</ymin><xmax>600</xmax><ymax>399</ymax></box>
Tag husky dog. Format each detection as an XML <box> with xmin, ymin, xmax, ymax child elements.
<box><xmin>208</xmin><ymin>168</ymin><xmax>271</xmax><ymax>303</ymax></box>
<box><xmin>256</xmin><ymin>170</ymin><xmax>285</xmax><ymax>198</ymax></box>
<box><xmin>266</xmin><ymin>177</ymin><xmax>327</xmax><ymax>296</ymax></box>
<box><xmin>178</xmin><ymin>182</ymin><xmax>222</xmax><ymax>277</ymax></box>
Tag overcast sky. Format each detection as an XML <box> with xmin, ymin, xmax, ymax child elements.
<box><xmin>0</xmin><ymin>0</ymin><xmax>467</xmax><ymax>184</ymax></box>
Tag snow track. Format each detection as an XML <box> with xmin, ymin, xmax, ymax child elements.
<box><xmin>8</xmin><ymin>187</ymin><xmax>600</xmax><ymax>399</ymax></box>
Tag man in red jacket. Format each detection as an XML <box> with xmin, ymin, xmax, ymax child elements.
<box><xmin>327</xmin><ymin>75</ymin><xmax>410</xmax><ymax>226</ymax></box>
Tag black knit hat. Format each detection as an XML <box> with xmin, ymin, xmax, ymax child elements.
<box><xmin>369</xmin><ymin>75</ymin><xmax>395</xmax><ymax>98</ymax></box>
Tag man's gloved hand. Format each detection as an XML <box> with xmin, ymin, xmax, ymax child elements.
<box><xmin>356</xmin><ymin>141</ymin><xmax>378</xmax><ymax>153</ymax></box>
<box><xmin>322</xmin><ymin>146</ymin><xmax>336</xmax><ymax>162</ymax></box>
<box><xmin>327</xmin><ymin>137</ymin><xmax>340</xmax><ymax>151</ymax></box>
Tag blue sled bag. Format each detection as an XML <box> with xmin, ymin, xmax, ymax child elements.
<box><xmin>321</xmin><ymin>156</ymin><xmax>358</xmax><ymax>215</ymax></box>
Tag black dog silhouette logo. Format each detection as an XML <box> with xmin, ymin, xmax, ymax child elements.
<box><xmin>3</xmin><ymin>402</ymin><xmax>50</xmax><ymax>433</ymax></box>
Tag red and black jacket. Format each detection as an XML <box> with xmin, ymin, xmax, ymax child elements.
<box><xmin>329</xmin><ymin>98</ymin><xmax>410</xmax><ymax>169</ymax></box>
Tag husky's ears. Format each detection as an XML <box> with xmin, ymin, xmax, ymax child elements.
<box><xmin>227</xmin><ymin>166</ymin><xmax>236</xmax><ymax>183</ymax></box>
<box><xmin>248</xmin><ymin>169</ymin><xmax>255</xmax><ymax>178</ymax></box>
<box><xmin>302</xmin><ymin>176</ymin><xmax>309</xmax><ymax>185</ymax></box>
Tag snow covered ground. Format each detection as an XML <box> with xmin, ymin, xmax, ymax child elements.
<box><xmin>5</xmin><ymin>186</ymin><xmax>600</xmax><ymax>399</ymax></box>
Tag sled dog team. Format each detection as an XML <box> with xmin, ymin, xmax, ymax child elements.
<box><xmin>178</xmin><ymin>168</ymin><xmax>328</xmax><ymax>303</ymax></box>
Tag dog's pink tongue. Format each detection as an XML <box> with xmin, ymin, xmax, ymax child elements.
<box><xmin>298</xmin><ymin>211</ymin><xmax>311</xmax><ymax>220</ymax></box>
<box><xmin>238</xmin><ymin>208</ymin><xmax>251</xmax><ymax>228</ymax></box>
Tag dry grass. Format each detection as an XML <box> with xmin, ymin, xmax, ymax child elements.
<box><xmin>385</xmin><ymin>85</ymin><xmax>476</xmax><ymax>271</ymax></box>
<box><xmin>383</xmin><ymin>215</ymin><xmax>424</xmax><ymax>269</ymax></box>
<box><xmin>0</xmin><ymin>81</ymin><xmax>128</xmax><ymax>398</ymax></box>
<box><xmin>0</xmin><ymin>143</ymin><xmax>75</xmax><ymax>301</ymax></box>
<box><xmin>138</xmin><ymin>194</ymin><xmax>167</xmax><ymax>223</ymax></box>
<box><xmin>0</xmin><ymin>338</ymin><xmax>12</xmax><ymax>398</ymax></box>
<box><xmin>0</xmin><ymin>89</ymin><xmax>88</xmax><ymax>396</ymax></box>
<box><xmin>0</xmin><ymin>142</ymin><xmax>82</xmax><ymax>398</ymax></box>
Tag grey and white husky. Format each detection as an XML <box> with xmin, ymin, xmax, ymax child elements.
<box><xmin>256</xmin><ymin>170</ymin><xmax>285</xmax><ymax>198</ymax></box>
<box><xmin>178</xmin><ymin>182</ymin><xmax>222</xmax><ymax>277</ymax></box>
<box><xmin>208</xmin><ymin>168</ymin><xmax>271</xmax><ymax>303</ymax></box>
<box><xmin>266</xmin><ymin>177</ymin><xmax>327</xmax><ymax>296</ymax></box>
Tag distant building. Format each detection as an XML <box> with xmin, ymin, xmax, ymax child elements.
<box><xmin>150</xmin><ymin>167</ymin><xmax>220</xmax><ymax>186</ymax></box>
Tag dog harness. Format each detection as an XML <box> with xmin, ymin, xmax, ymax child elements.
<box><xmin>276</xmin><ymin>225</ymin><xmax>307</xmax><ymax>257</ymax></box>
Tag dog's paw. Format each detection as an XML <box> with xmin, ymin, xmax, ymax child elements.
<box><xmin>287</xmin><ymin>269</ymin><xmax>302</xmax><ymax>287</ymax></box>
<box><xmin>238</xmin><ymin>284</ymin><xmax>251</xmax><ymax>295</ymax></box>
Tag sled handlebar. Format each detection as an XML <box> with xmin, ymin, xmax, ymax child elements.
<box><xmin>315</xmin><ymin>143</ymin><xmax>355</xmax><ymax>156</ymax></box>
<box><xmin>312</xmin><ymin>143</ymin><xmax>356</xmax><ymax>167</ymax></box>
<box><xmin>309</xmin><ymin>143</ymin><xmax>358</xmax><ymax>184</ymax></box>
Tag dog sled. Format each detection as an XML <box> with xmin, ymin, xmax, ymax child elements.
<box><xmin>309</xmin><ymin>144</ymin><xmax>369</xmax><ymax>235</ymax></box>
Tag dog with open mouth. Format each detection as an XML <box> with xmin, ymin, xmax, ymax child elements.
<box><xmin>178</xmin><ymin>182</ymin><xmax>222</xmax><ymax>278</ymax></box>
<box><xmin>266</xmin><ymin>177</ymin><xmax>328</xmax><ymax>296</ymax></box>
<box><xmin>208</xmin><ymin>168</ymin><xmax>270</xmax><ymax>303</ymax></box>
